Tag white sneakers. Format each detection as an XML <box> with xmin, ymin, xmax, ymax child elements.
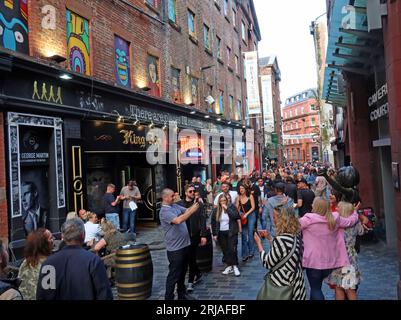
<box><xmin>187</xmin><ymin>283</ymin><xmax>194</xmax><ymax>292</ymax></box>
<box><xmin>222</xmin><ymin>266</ymin><xmax>240</xmax><ymax>276</ymax></box>
<box><xmin>222</xmin><ymin>266</ymin><xmax>233</xmax><ymax>275</ymax></box>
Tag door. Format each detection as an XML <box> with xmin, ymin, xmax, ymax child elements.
<box><xmin>134</xmin><ymin>167</ymin><xmax>155</xmax><ymax>220</ymax></box>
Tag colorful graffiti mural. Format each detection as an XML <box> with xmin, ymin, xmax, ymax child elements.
<box><xmin>147</xmin><ymin>55</ymin><xmax>160</xmax><ymax>97</ymax></box>
<box><xmin>66</xmin><ymin>10</ymin><xmax>90</xmax><ymax>76</ymax></box>
<box><xmin>171</xmin><ymin>67</ymin><xmax>181</xmax><ymax>103</ymax></box>
<box><xmin>0</xmin><ymin>0</ymin><xmax>29</xmax><ymax>53</ymax></box>
<box><xmin>114</xmin><ymin>36</ymin><xmax>131</xmax><ymax>87</ymax></box>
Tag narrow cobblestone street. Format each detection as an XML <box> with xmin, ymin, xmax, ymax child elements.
<box><xmin>112</xmin><ymin>224</ymin><xmax>399</xmax><ymax>300</ymax></box>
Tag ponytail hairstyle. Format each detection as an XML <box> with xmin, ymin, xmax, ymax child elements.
<box><xmin>312</xmin><ymin>197</ymin><xmax>336</xmax><ymax>231</ymax></box>
<box><xmin>337</xmin><ymin>201</ymin><xmax>355</xmax><ymax>218</ymax></box>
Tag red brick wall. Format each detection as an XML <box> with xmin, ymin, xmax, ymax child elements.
<box><xmin>283</xmin><ymin>97</ymin><xmax>321</xmax><ymax>162</ymax></box>
<box><xmin>0</xmin><ymin>113</ymin><xmax>9</xmax><ymax>244</ymax></box>
<box><xmin>383</xmin><ymin>0</ymin><xmax>401</xmax><ymax>299</ymax></box>
<box><xmin>25</xmin><ymin>0</ymin><xmax>259</xmax><ymax>122</ymax></box>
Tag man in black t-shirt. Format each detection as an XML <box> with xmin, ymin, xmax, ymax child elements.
<box><xmin>295</xmin><ymin>178</ymin><xmax>315</xmax><ymax>217</ymax></box>
<box><xmin>102</xmin><ymin>184</ymin><xmax>121</xmax><ymax>229</ymax></box>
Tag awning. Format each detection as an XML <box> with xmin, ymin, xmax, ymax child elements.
<box><xmin>323</xmin><ymin>0</ymin><xmax>382</xmax><ymax>106</ymax></box>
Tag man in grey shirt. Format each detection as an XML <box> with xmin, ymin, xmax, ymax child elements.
<box><xmin>120</xmin><ymin>180</ymin><xmax>141</xmax><ymax>235</ymax></box>
<box><xmin>159</xmin><ymin>188</ymin><xmax>199</xmax><ymax>300</ymax></box>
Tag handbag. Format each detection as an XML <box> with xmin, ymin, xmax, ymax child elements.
<box><xmin>240</xmin><ymin>204</ymin><xmax>247</xmax><ymax>226</ymax></box>
<box><xmin>256</xmin><ymin>236</ymin><xmax>297</xmax><ymax>300</ymax></box>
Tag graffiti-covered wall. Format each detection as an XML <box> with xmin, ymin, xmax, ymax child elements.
<box><xmin>66</xmin><ymin>9</ymin><xmax>91</xmax><ymax>76</ymax></box>
<box><xmin>0</xmin><ymin>0</ymin><xmax>29</xmax><ymax>53</ymax></box>
<box><xmin>114</xmin><ymin>35</ymin><xmax>131</xmax><ymax>87</ymax></box>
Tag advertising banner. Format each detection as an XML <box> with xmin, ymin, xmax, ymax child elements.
<box><xmin>244</xmin><ymin>51</ymin><xmax>261</xmax><ymax>115</ymax></box>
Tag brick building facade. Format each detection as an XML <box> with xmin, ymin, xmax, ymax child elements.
<box><xmin>282</xmin><ymin>89</ymin><xmax>321</xmax><ymax>163</ymax></box>
<box><xmin>0</xmin><ymin>0</ymin><xmax>262</xmax><ymax>244</ymax></box>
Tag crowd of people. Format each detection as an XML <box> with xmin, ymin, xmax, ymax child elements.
<box><xmin>0</xmin><ymin>162</ymin><xmax>371</xmax><ymax>300</ymax></box>
<box><xmin>161</xmin><ymin>162</ymin><xmax>370</xmax><ymax>300</ymax></box>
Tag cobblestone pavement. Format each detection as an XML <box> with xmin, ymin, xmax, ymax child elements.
<box><xmin>112</xmin><ymin>224</ymin><xmax>399</xmax><ymax>300</ymax></box>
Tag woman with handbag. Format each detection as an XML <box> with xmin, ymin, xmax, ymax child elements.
<box><xmin>254</xmin><ymin>206</ymin><xmax>306</xmax><ymax>300</ymax></box>
<box><xmin>236</xmin><ymin>185</ymin><xmax>256</xmax><ymax>262</ymax></box>
<box><xmin>211</xmin><ymin>194</ymin><xmax>242</xmax><ymax>276</ymax></box>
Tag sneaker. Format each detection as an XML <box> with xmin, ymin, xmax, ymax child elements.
<box><xmin>233</xmin><ymin>266</ymin><xmax>241</xmax><ymax>277</ymax></box>
<box><xmin>222</xmin><ymin>266</ymin><xmax>233</xmax><ymax>275</ymax></box>
<box><xmin>242</xmin><ymin>256</ymin><xmax>249</xmax><ymax>262</ymax></box>
<box><xmin>187</xmin><ymin>283</ymin><xmax>194</xmax><ymax>292</ymax></box>
<box><xmin>193</xmin><ymin>274</ymin><xmax>203</xmax><ymax>285</ymax></box>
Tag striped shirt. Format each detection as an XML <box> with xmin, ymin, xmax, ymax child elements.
<box><xmin>260</xmin><ymin>234</ymin><xmax>306</xmax><ymax>300</ymax></box>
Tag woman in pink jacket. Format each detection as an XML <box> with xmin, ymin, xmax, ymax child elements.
<box><xmin>299</xmin><ymin>197</ymin><xmax>359</xmax><ymax>300</ymax></box>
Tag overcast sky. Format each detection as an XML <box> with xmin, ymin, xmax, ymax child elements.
<box><xmin>253</xmin><ymin>0</ymin><xmax>327</xmax><ymax>104</ymax></box>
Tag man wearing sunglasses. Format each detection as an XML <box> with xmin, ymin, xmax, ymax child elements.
<box><xmin>177</xmin><ymin>185</ymin><xmax>207</xmax><ymax>293</ymax></box>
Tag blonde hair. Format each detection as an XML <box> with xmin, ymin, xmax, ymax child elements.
<box><xmin>87</xmin><ymin>212</ymin><xmax>97</xmax><ymax>221</ymax></box>
<box><xmin>275</xmin><ymin>206</ymin><xmax>300</xmax><ymax>236</ymax></box>
<box><xmin>216</xmin><ymin>194</ymin><xmax>229</xmax><ymax>222</ymax></box>
<box><xmin>66</xmin><ymin>211</ymin><xmax>77</xmax><ymax>221</ymax></box>
<box><xmin>312</xmin><ymin>197</ymin><xmax>336</xmax><ymax>231</ymax></box>
<box><xmin>337</xmin><ymin>201</ymin><xmax>354</xmax><ymax>218</ymax></box>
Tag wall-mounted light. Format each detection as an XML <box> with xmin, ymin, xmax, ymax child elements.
<box><xmin>149</xmin><ymin>122</ymin><xmax>155</xmax><ymax>129</ymax></box>
<box><xmin>217</xmin><ymin>118</ymin><xmax>221</xmax><ymax>122</ymax></box>
<box><xmin>140</xmin><ymin>86</ymin><xmax>151</xmax><ymax>92</ymax></box>
<box><xmin>47</xmin><ymin>54</ymin><xmax>67</xmax><ymax>63</ymax></box>
<box><xmin>227</xmin><ymin>121</ymin><xmax>232</xmax><ymax>125</ymax></box>
<box><xmin>59</xmin><ymin>73</ymin><xmax>73</xmax><ymax>80</ymax></box>
<box><xmin>204</xmin><ymin>115</ymin><xmax>210</xmax><ymax>119</ymax></box>
<box><xmin>187</xmin><ymin>103</ymin><xmax>195</xmax><ymax>107</ymax></box>
<box><xmin>111</xmin><ymin>110</ymin><xmax>123</xmax><ymax>123</ymax></box>
<box><xmin>162</xmin><ymin>123</ymin><xmax>168</xmax><ymax>131</ymax></box>
<box><xmin>190</xmin><ymin>110</ymin><xmax>196</xmax><ymax>114</ymax></box>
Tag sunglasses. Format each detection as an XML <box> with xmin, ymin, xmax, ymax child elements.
<box><xmin>188</xmin><ymin>190</ymin><xmax>195</xmax><ymax>193</ymax></box>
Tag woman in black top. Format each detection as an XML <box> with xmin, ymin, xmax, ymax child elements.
<box><xmin>236</xmin><ymin>184</ymin><xmax>256</xmax><ymax>262</ymax></box>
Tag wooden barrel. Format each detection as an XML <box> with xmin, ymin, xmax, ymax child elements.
<box><xmin>115</xmin><ymin>244</ymin><xmax>153</xmax><ymax>300</ymax></box>
<box><xmin>196</xmin><ymin>229</ymin><xmax>213</xmax><ymax>273</ymax></box>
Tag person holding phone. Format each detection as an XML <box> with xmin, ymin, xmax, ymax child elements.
<box><xmin>211</xmin><ymin>194</ymin><xmax>241</xmax><ymax>276</ymax></box>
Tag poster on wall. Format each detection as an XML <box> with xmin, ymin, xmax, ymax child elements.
<box><xmin>191</xmin><ymin>77</ymin><xmax>198</xmax><ymax>106</ymax></box>
<box><xmin>244</xmin><ymin>51</ymin><xmax>261</xmax><ymax>115</ymax></box>
<box><xmin>0</xmin><ymin>0</ymin><xmax>29</xmax><ymax>53</ymax></box>
<box><xmin>114</xmin><ymin>35</ymin><xmax>131</xmax><ymax>87</ymax></box>
<box><xmin>147</xmin><ymin>55</ymin><xmax>161</xmax><ymax>97</ymax></box>
<box><xmin>66</xmin><ymin>9</ymin><xmax>91</xmax><ymax>76</ymax></box>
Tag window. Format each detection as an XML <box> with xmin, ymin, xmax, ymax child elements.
<box><xmin>66</xmin><ymin>10</ymin><xmax>91</xmax><ymax>76</ymax></box>
<box><xmin>203</xmin><ymin>24</ymin><xmax>210</xmax><ymax>50</ymax></box>
<box><xmin>301</xmin><ymin>107</ymin><xmax>304</xmax><ymax>114</ymax></box>
<box><xmin>224</xmin><ymin>0</ymin><xmax>229</xmax><ymax>16</ymax></box>
<box><xmin>241</xmin><ymin>20</ymin><xmax>246</xmax><ymax>41</ymax></box>
<box><xmin>234</xmin><ymin>55</ymin><xmax>239</xmax><ymax>73</ymax></box>
<box><xmin>114</xmin><ymin>35</ymin><xmax>131</xmax><ymax>87</ymax></box>
<box><xmin>146</xmin><ymin>0</ymin><xmax>159</xmax><ymax>10</ymax></box>
<box><xmin>188</xmin><ymin>10</ymin><xmax>196</xmax><ymax>37</ymax></box>
<box><xmin>219</xmin><ymin>90</ymin><xmax>224</xmax><ymax>114</ymax></box>
<box><xmin>311</xmin><ymin>104</ymin><xmax>315</xmax><ymax>110</ymax></box>
<box><xmin>171</xmin><ymin>67</ymin><xmax>181</xmax><ymax>103</ymax></box>
<box><xmin>289</xmin><ymin>110</ymin><xmax>292</xmax><ymax>118</ymax></box>
<box><xmin>216</xmin><ymin>36</ymin><xmax>222</xmax><ymax>60</ymax></box>
<box><xmin>168</xmin><ymin>0</ymin><xmax>177</xmax><ymax>23</ymax></box>
<box><xmin>311</xmin><ymin>117</ymin><xmax>316</xmax><ymax>126</ymax></box>
<box><xmin>147</xmin><ymin>55</ymin><xmax>160</xmax><ymax>97</ymax></box>
<box><xmin>232</xmin><ymin>9</ymin><xmax>237</xmax><ymax>27</ymax></box>
<box><xmin>206</xmin><ymin>84</ymin><xmax>213</xmax><ymax>112</ymax></box>
<box><xmin>297</xmin><ymin>148</ymin><xmax>301</xmax><ymax>160</ymax></box>
<box><xmin>295</xmin><ymin>121</ymin><xmax>298</xmax><ymax>129</ymax></box>
<box><xmin>190</xmin><ymin>76</ymin><xmax>199</xmax><ymax>106</ymax></box>
<box><xmin>229</xmin><ymin>95</ymin><xmax>234</xmax><ymax>118</ymax></box>
<box><xmin>295</xmin><ymin>108</ymin><xmax>297</xmax><ymax>116</ymax></box>
<box><xmin>237</xmin><ymin>100</ymin><xmax>242</xmax><ymax>120</ymax></box>
<box><xmin>226</xmin><ymin>46</ymin><xmax>231</xmax><ymax>66</ymax></box>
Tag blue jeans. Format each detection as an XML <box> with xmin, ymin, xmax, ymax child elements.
<box><xmin>105</xmin><ymin>213</ymin><xmax>120</xmax><ymax>230</ymax></box>
<box><xmin>241</xmin><ymin>211</ymin><xmax>257</xmax><ymax>259</ymax></box>
<box><xmin>305</xmin><ymin>268</ymin><xmax>333</xmax><ymax>300</ymax></box>
<box><xmin>123</xmin><ymin>208</ymin><xmax>137</xmax><ymax>234</ymax></box>
<box><xmin>260</xmin><ymin>206</ymin><xmax>268</xmax><ymax>230</ymax></box>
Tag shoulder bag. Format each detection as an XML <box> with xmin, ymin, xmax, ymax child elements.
<box><xmin>256</xmin><ymin>236</ymin><xmax>297</xmax><ymax>300</ymax></box>
<box><xmin>240</xmin><ymin>203</ymin><xmax>248</xmax><ymax>226</ymax></box>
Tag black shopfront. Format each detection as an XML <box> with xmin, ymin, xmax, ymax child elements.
<box><xmin>1</xmin><ymin>52</ymin><xmax>239</xmax><ymax>238</ymax></box>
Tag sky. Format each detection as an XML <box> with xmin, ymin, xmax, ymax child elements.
<box><xmin>253</xmin><ymin>0</ymin><xmax>327</xmax><ymax>104</ymax></box>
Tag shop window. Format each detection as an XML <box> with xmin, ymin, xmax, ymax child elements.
<box><xmin>66</xmin><ymin>10</ymin><xmax>91</xmax><ymax>76</ymax></box>
<box><xmin>114</xmin><ymin>35</ymin><xmax>131</xmax><ymax>88</ymax></box>
<box><xmin>168</xmin><ymin>0</ymin><xmax>177</xmax><ymax>23</ymax></box>
<box><xmin>147</xmin><ymin>54</ymin><xmax>161</xmax><ymax>97</ymax></box>
<box><xmin>171</xmin><ymin>67</ymin><xmax>181</xmax><ymax>103</ymax></box>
